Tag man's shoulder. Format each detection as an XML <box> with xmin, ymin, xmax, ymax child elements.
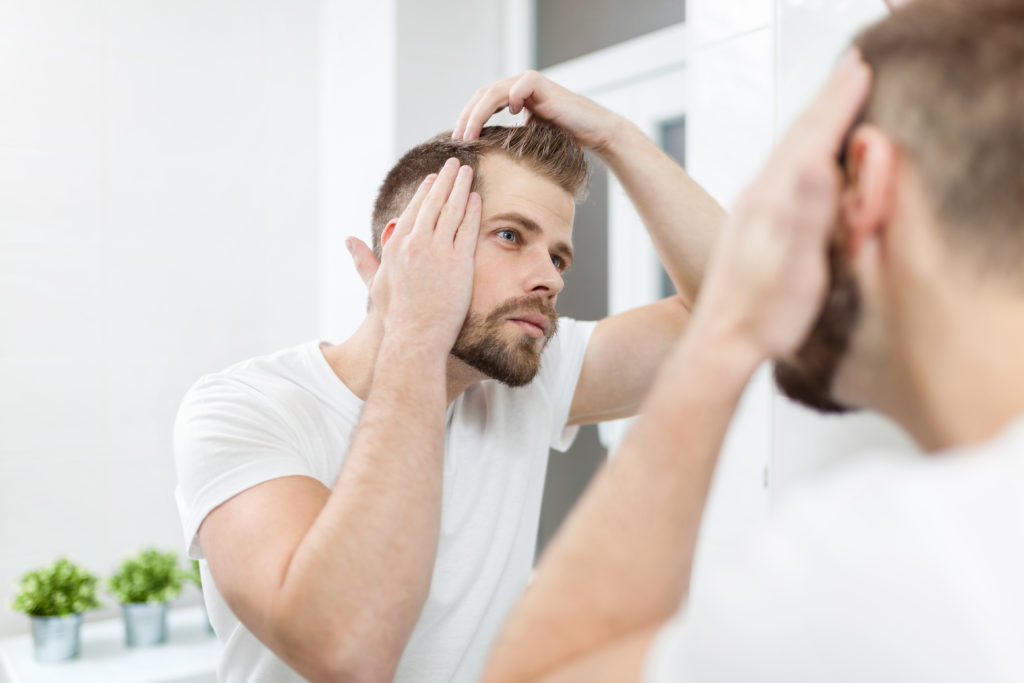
<box><xmin>176</xmin><ymin>341</ymin><xmax>335</xmax><ymax>434</ymax></box>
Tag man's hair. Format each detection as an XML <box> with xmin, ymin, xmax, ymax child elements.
<box><xmin>370</xmin><ymin>121</ymin><xmax>589</xmax><ymax>259</ymax></box>
<box><xmin>853</xmin><ymin>0</ymin><xmax>1024</xmax><ymax>280</ymax></box>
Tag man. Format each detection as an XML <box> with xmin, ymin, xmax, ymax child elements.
<box><xmin>476</xmin><ymin>1</ymin><xmax>1024</xmax><ymax>681</ymax></box>
<box><xmin>173</xmin><ymin>78</ymin><xmax>723</xmax><ymax>680</ymax></box>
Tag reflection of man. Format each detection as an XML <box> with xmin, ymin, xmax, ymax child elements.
<box><xmin>481</xmin><ymin>1</ymin><xmax>1024</xmax><ymax>681</ymax></box>
<box><xmin>173</xmin><ymin>78</ymin><xmax>724</xmax><ymax>680</ymax></box>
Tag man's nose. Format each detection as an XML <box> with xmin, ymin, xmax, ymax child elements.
<box><xmin>526</xmin><ymin>251</ymin><xmax>564</xmax><ymax>300</ymax></box>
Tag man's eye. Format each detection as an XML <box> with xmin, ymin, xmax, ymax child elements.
<box><xmin>551</xmin><ymin>254</ymin><xmax>564</xmax><ymax>269</ymax></box>
<box><xmin>497</xmin><ymin>229</ymin><xmax>517</xmax><ymax>243</ymax></box>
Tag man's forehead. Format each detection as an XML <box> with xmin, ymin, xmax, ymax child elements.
<box><xmin>476</xmin><ymin>154</ymin><xmax>576</xmax><ymax>240</ymax></box>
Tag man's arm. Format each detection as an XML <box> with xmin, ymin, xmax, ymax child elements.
<box><xmin>480</xmin><ymin>53</ymin><xmax>872</xmax><ymax>682</ymax></box>
<box><xmin>197</xmin><ymin>162</ymin><xmax>482</xmax><ymax>682</ymax></box>
<box><xmin>455</xmin><ymin>72</ymin><xmax>725</xmax><ymax>423</ymax></box>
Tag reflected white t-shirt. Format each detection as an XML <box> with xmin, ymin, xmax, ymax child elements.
<box><xmin>174</xmin><ymin>318</ymin><xmax>596</xmax><ymax>683</ymax></box>
<box><xmin>646</xmin><ymin>414</ymin><xmax>1024</xmax><ymax>683</ymax></box>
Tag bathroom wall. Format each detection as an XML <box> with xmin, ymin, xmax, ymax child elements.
<box><xmin>0</xmin><ymin>0</ymin><xmax>322</xmax><ymax>637</ymax></box>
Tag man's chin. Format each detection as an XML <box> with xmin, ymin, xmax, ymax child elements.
<box><xmin>450</xmin><ymin>340</ymin><xmax>543</xmax><ymax>388</ymax></box>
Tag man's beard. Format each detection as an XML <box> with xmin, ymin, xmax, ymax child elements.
<box><xmin>451</xmin><ymin>296</ymin><xmax>559</xmax><ymax>388</ymax></box>
<box><xmin>774</xmin><ymin>240</ymin><xmax>862</xmax><ymax>413</ymax></box>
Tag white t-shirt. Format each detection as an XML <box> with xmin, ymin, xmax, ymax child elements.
<box><xmin>645</xmin><ymin>414</ymin><xmax>1024</xmax><ymax>683</ymax></box>
<box><xmin>173</xmin><ymin>318</ymin><xmax>595</xmax><ymax>683</ymax></box>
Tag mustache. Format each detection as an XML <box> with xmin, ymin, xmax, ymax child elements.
<box><xmin>484</xmin><ymin>296</ymin><xmax>558</xmax><ymax>327</ymax></box>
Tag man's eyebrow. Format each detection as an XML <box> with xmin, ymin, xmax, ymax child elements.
<box><xmin>488</xmin><ymin>212</ymin><xmax>574</xmax><ymax>267</ymax></box>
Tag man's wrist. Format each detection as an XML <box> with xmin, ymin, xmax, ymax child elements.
<box><xmin>592</xmin><ymin>116</ymin><xmax>643</xmax><ymax>160</ymax></box>
<box><xmin>677</xmin><ymin>321</ymin><xmax>765</xmax><ymax>394</ymax></box>
<box><xmin>378</xmin><ymin>328</ymin><xmax>452</xmax><ymax>365</ymax></box>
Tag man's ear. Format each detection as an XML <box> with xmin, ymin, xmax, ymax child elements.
<box><xmin>841</xmin><ymin>124</ymin><xmax>898</xmax><ymax>257</ymax></box>
<box><xmin>380</xmin><ymin>219</ymin><xmax>398</xmax><ymax>251</ymax></box>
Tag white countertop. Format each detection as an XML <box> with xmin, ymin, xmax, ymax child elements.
<box><xmin>0</xmin><ymin>606</ymin><xmax>220</xmax><ymax>683</ymax></box>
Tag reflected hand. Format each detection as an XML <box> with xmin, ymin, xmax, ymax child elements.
<box><xmin>346</xmin><ymin>159</ymin><xmax>482</xmax><ymax>353</ymax></box>
<box><xmin>452</xmin><ymin>70</ymin><xmax>622</xmax><ymax>150</ymax></box>
<box><xmin>687</xmin><ymin>52</ymin><xmax>872</xmax><ymax>361</ymax></box>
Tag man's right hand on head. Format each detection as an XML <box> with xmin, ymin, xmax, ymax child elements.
<box><xmin>346</xmin><ymin>158</ymin><xmax>482</xmax><ymax>355</ymax></box>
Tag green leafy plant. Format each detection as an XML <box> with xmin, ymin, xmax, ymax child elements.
<box><xmin>108</xmin><ymin>549</ymin><xmax>187</xmax><ymax>604</ymax></box>
<box><xmin>186</xmin><ymin>560</ymin><xmax>202</xmax><ymax>590</ymax></box>
<box><xmin>11</xmin><ymin>557</ymin><xmax>102</xmax><ymax>617</ymax></box>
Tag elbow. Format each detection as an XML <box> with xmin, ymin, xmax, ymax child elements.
<box><xmin>272</xmin><ymin>609</ymin><xmax>402</xmax><ymax>683</ymax></box>
<box><xmin>316</xmin><ymin>652</ymin><xmax>401</xmax><ymax>683</ymax></box>
<box><xmin>297</xmin><ymin>658</ymin><xmax>398</xmax><ymax>683</ymax></box>
<box><xmin>275</xmin><ymin>638</ymin><xmax>401</xmax><ymax>683</ymax></box>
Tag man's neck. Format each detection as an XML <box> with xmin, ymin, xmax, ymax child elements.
<box><xmin>320</xmin><ymin>315</ymin><xmax>485</xmax><ymax>405</ymax></box>
<box><xmin>884</xmin><ymin>285</ymin><xmax>1024</xmax><ymax>452</ymax></box>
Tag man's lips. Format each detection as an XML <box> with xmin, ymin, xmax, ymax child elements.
<box><xmin>507</xmin><ymin>314</ymin><xmax>551</xmax><ymax>338</ymax></box>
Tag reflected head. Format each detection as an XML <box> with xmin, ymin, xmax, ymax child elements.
<box><xmin>370</xmin><ymin>122</ymin><xmax>589</xmax><ymax>260</ymax></box>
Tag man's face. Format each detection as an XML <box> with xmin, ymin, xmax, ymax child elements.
<box><xmin>774</xmin><ymin>229</ymin><xmax>863</xmax><ymax>413</ymax></box>
<box><xmin>451</xmin><ymin>153</ymin><xmax>576</xmax><ymax>387</ymax></box>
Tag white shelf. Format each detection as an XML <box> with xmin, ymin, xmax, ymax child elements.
<box><xmin>0</xmin><ymin>606</ymin><xmax>219</xmax><ymax>683</ymax></box>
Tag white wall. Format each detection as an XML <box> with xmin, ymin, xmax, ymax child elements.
<box><xmin>0</xmin><ymin>0</ymin><xmax>506</xmax><ymax>638</ymax></box>
<box><xmin>318</xmin><ymin>0</ymin><xmax>397</xmax><ymax>341</ymax></box>
<box><xmin>395</xmin><ymin>0</ymin><xmax>507</xmax><ymax>152</ymax></box>
<box><xmin>0</xmin><ymin>0</ymin><xmax>323</xmax><ymax>637</ymax></box>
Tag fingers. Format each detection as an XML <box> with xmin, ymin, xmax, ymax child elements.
<box><xmin>788</xmin><ymin>51</ymin><xmax>872</xmax><ymax>156</ymax></box>
<box><xmin>345</xmin><ymin>237</ymin><xmax>379</xmax><ymax>288</ymax></box>
<box><xmin>435</xmin><ymin>165</ymin><xmax>474</xmax><ymax>244</ymax></box>
<box><xmin>453</xmin><ymin>74</ymin><xmax>519</xmax><ymax>140</ymax></box>
<box><xmin>391</xmin><ymin>173</ymin><xmax>437</xmax><ymax>244</ymax></box>
<box><xmin>507</xmin><ymin>71</ymin><xmax>542</xmax><ymax>116</ymax></box>
<box><xmin>454</xmin><ymin>192</ymin><xmax>482</xmax><ymax>255</ymax></box>
<box><xmin>463</xmin><ymin>89</ymin><xmax>510</xmax><ymax>141</ymax></box>
<box><xmin>411</xmin><ymin>158</ymin><xmax>462</xmax><ymax>239</ymax></box>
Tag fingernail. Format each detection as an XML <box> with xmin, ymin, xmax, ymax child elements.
<box><xmin>345</xmin><ymin>239</ymin><xmax>354</xmax><ymax>255</ymax></box>
<box><xmin>446</xmin><ymin>157</ymin><xmax>459</xmax><ymax>168</ymax></box>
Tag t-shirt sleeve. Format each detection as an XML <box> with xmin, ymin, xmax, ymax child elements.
<box><xmin>537</xmin><ymin>317</ymin><xmax>598</xmax><ymax>452</ymax></box>
<box><xmin>173</xmin><ymin>376</ymin><xmax>317</xmax><ymax>560</ymax></box>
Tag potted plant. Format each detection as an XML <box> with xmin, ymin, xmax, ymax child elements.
<box><xmin>108</xmin><ymin>548</ymin><xmax>186</xmax><ymax>646</ymax></box>
<box><xmin>10</xmin><ymin>557</ymin><xmax>102</xmax><ymax>662</ymax></box>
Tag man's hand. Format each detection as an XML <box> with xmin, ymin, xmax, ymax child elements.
<box><xmin>686</xmin><ymin>51</ymin><xmax>871</xmax><ymax>364</ymax></box>
<box><xmin>347</xmin><ymin>158</ymin><xmax>482</xmax><ymax>354</ymax></box>
<box><xmin>453</xmin><ymin>70</ymin><xmax>623</xmax><ymax>150</ymax></box>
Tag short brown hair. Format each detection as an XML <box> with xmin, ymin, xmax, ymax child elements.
<box><xmin>853</xmin><ymin>0</ymin><xmax>1024</xmax><ymax>279</ymax></box>
<box><xmin>370</xmin><ymin>121</ymin><xmax>589</xmax><ymax>259</ymax></box>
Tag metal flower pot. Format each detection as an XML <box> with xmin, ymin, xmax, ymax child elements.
<box><xmin>30</xmin><ymin>612</ymin><xmax>83</xmax><ymax>662</ymax></box>
<box><xmin>122</xmin><ymin>602</ymin><xmax>168</xmax><ymax>646</ymax></box>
